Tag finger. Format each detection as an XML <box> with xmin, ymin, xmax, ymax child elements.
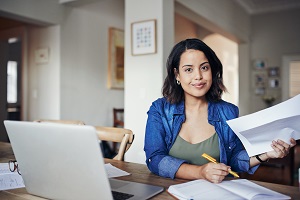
<box><xmin>271</xmin><ymin>141</ymin><xmax>285</xmax><ymax>156</ymax></box>
<box><xmin>276</xmin><ymin>139</ymin><xmax>290</xmax><ymax>149</ymax></box>
<box><xmin>213</xmin><ymin>163</ymin><xmax>230</xmax><ymax>171</ymax></box>
<box><xmin>212</xmin><ymin>179</ymin><xmax>221</xmax><ymax>184</ymax></box>
<box><xmin>290</xmin><ymin>138</ymin><xmax>297</xmax><ymax>146</ymax></box>
<box><xmin>276</xmin><ymin>141</ymin><xmax>290</xmax><ymax>155</ymax></box>
<box><xmin>211</xmin><ymin>175</ymin><xmax>224</xmax><ymax>184</ymax></box>
<box><xmin>273</xmin><ymin>140</ymin><xmax>286</xmax><ymax>152</ymax></box>
<box><xmin>210</xmin><ymin>165</ymin><xmax>230</xmax><ymax>178</ymax></box>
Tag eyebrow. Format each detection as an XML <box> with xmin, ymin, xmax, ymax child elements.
<box><xmin>181</xmin><ymin>61</ymin><xmax>209</xmax><ymax>68</ymax></box>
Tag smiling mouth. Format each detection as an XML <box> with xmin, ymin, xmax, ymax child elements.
<box><xmin>191</xmin><ymin>82</ymin><xmax>206</xmax><ymax>88</ymax></box>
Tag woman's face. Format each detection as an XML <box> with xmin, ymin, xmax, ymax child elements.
<box><xmin>175</xmin><ymin>49</ymin><xmax>212</xmax><ymax>100</ymax></box>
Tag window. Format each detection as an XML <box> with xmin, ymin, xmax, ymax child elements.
<box><xmin>7</xmin><ymin>61</ymin><xmax>18</xmax><ymax>103</ymax></box>
<box><xmin>289</xmin><ymin>61</ymin><xmax>300</xmax><ymax>97</ymax></box>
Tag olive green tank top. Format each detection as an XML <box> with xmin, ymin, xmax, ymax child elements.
<box><xmin>169</xmin><ymin>133</ymin><xmax>220</xmax><ymax>165</ymax></box>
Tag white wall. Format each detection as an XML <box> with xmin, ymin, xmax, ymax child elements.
<box><xmin>249</xmin><ymin>9</ymin><xmax>300</xmax><ymax>113</ymax></box>
<box><xmin>124</xmin><ymin>0</ymin><xmax>174</xmax><ymax>164</ymax></box>
<box><xmin>27</xmin><ymin>25</ymin><xmax>60</xmax><ymax>121</ymax></box>
<box><xmin>60</xmin><ymin>0</ymin><xmax>125</xmax><ymax>126</ymax></box>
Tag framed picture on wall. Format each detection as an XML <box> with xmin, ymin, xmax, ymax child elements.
<box><xmin>269</xmin><ymin>78</ymin><xmax>280</xmax><ymax>88</ymax></box>
<box><xmin>253</xmin><ymin>59</ymin><xmax>267</xmax><ymax>70</ymax></box>
<box><xmin>108</xmin><ymin>27</ymin><xmax>124</xmax><ymax>89</ymax></box>
<box><xmin>254</xmin><ymin>87</ymin><xmax>265</xmax><ymax>95</ymax></box>
<box><xmin>252</xmin><ymin>71</ymin><xmax>267</xmax><ymax>87</ymax></box>
<box><xmin>131</xmin><ymin>19</ymin><xmax>157</xmax><ymax>56</ymax></box>
<box><xmin>268</xmin><ymin>67</ymin><xmax>280</xmax><ymax>77</ymax></box>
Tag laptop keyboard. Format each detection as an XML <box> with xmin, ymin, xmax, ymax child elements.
<box><xmin>112</xmin><ymin>191</ymin><xmax>134</xmax><ymax>200</ymax></box>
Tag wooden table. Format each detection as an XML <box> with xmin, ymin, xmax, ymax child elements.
<box><xmin>1</xmin><ymin>141</ymin><xmax>299</xmax><ymax>199</ymax></box>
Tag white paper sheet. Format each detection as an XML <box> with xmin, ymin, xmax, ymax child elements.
<box><xmin>104</xmin><ymin>163</ymin><xmax>130</xmax><ymax>178</ymax></box>
<box><xmin>0</xmin><ymin>163</ymin><xmax>25</xmax><ymax>190</ymax></box>
<box><xmin>0</xmin><ymin>163</ymin><xmax>11</xmax><ymax>174</ymax></box>
<box><xmin>227</xmin><ymin>94</ymin><xmax>300</xmax><ymax>157</ymax></box>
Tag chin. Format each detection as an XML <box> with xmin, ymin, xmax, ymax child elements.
<box><xmin>188</xmin><ymin>92</ymin><xmax>207</xmax><ymax>99</ymax></box>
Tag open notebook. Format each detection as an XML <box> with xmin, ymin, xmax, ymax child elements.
<box><xmin>4</xmin><ymin>120</ymin><xmax>163</xmax><ymax>200</ymax></box>
<box><xmin>168</xmin><ymin>179</ymin><xmax>290</xmax><ymax>200</ymax></box>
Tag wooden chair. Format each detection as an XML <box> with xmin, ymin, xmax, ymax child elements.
<box><xmin>112</xmin><ymin>108</ymin><xmax>125</xmax><ymax>152</ymax></box>
<box><xmin>34</xmin><ymin>119</ymin><xmax>85</xmax><ymax>125</ymax></box>
<box><xmin>95</xmin><ymin>126</ymin><xmax>134</xmax><ymax>161</ymax></box>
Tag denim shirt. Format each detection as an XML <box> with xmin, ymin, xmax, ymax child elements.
<box><xmin>144</xmin><ymin>97</ymin><xmax>258</xmax><ymax>179</ymax></box>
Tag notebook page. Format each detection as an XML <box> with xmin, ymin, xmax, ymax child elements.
<box><xmin>168</xmin><ymin>179</ymin><xmax>246</xmax><ymax>200</ymax></box>
<box><xmin>218</xmin><ymin>179</ymin><xmax>290</xmax><ymax>200</ymax></box>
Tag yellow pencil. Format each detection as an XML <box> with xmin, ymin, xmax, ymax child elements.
<box><xmin>202</xmin><ymin>153</ymin><xmax>239</xmax><ymax>178</ymax></box>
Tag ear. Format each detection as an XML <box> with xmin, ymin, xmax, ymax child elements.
<box><xmin>174</xmin><ymin>68</ymin><xmax>179</xmax><ymax>81</ymax></box>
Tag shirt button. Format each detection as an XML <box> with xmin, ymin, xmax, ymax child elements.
<box><xmin>229</xmin><ymin>146</ymin><xmax>231</xmax><ymax>149</ymax></box>
<box><xmin>149</xmin><ymin>159</ymin><xmax>151</xmax><ymax>162</ymax></box>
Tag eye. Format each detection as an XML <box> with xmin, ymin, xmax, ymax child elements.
<box><xmin>201</xmin><ymin>65</ymin><xmax>210</xmax><ymax>71</ymax></box>
<box><xmin>184</xmin><ymin>67</ymin><xmax>193</xmax><ymax>73</ymax></box>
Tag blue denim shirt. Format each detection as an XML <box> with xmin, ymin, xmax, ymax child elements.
<box><xmin>144</xmin><ymin>97</ymin><xmax>258</xmax><ymax>179</ymax></box>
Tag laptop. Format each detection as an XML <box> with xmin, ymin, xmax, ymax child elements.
<box><xmin>4</xmin><ymin>120</ymin><xmax>163</xmax><ymax>200</ymax></box>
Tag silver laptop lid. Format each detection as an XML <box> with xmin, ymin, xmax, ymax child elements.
<box><xmin>4</xmin><ymin>120</ymin><xmax>113</xmax><ymax>200</ymax></box>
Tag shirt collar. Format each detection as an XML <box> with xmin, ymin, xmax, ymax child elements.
<box><xmin>173</xmin><ymin>100</ymin><xmax>184</xmax><ymax>115</ymax></box>
<box><xmin>173</xmin><ymin>100</ymin><xmax>220</xmax><ymax>121</ymax></box>
<box><xmin>208</xmin><ymin>101</ymin><xmax>220</xmax><ymax>122</ymax></box>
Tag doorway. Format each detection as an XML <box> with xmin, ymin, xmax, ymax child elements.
<box><xmin>7</xmin><ymin>38</ymin><xmax>22</xmax><ymax>121</ymax></box>
<box><xmin>0</xmin><ymin>28</ymin><xmax>24</xmax><ymax>142</ymax></box>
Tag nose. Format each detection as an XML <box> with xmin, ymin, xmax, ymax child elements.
<box><xmin>195</xmin><ymin>68</ymin><xmax>203</xmax><ymax>80</ymax></box>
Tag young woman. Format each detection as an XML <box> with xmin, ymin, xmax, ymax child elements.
<box><xmin>144</xmin><ymin>38</ymin><xmax>296</xmax><ymax>183</ymax></box>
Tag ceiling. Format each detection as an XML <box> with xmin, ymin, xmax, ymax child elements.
<box><xmin>235</xmin><ymin>0</ymin><xmax>300</xmax><ymax>15</ymax></box>
<box><xmin>1</xmin><ymin>0</ymin><xmax>300</xmax><ymax>31</ymax></box>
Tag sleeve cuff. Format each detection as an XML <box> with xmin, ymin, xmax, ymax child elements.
<box><xmin>158</xmin><ymin>156</ymin><xmax>186</xmax><ymax>179</ymax></box>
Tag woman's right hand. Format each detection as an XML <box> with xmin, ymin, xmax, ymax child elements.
<box><xmin>175</xmin><ymin>162</ymin><xmax>230</xmax><ymax>182</ymax></box>
<box><xmin>200</xmin><ymin>162</ymin><xmax>230</xmax><ymax>183</ymax></box>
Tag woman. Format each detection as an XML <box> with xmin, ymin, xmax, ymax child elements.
<box><xmin>144</xmin><ymin>38</ymin><xmax>296</xmax><ymax>183</ymax></box>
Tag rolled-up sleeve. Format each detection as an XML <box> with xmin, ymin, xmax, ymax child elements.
<box><xmin>236</xmin><ymin>150</ymin><xmax>259</xmax><ymax>174</ymax></box>
<box><xmin>144</xmin><ymin>101</ymin><xmax>186</xmax><ymax>179</ymax></box>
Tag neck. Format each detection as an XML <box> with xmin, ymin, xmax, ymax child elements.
<box><xmin>184</xmin><ymin>96</ymin><xmax>208</xmax><ymax>111</ymax></box>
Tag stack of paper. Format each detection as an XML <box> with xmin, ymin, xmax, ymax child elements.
<box><xmin>227</xmin><ymin>94</ymin><xmax>300</xmax><ymax>156</ymax></box>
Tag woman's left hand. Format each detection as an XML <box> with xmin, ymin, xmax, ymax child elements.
<box><xmin>266</xmin><ymin>138</ymin><xmax>297</xmax><ymax>159</ymax></box>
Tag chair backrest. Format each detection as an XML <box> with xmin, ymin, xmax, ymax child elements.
<box><xmin>34</xmin><ymin>119</ymin><xmax>85</xmax><ymax>126</ymax></box>
<box><xmin>95</xmin><ymin>126</ymin><xmax>134</xmax><ymax>161</ymax></box>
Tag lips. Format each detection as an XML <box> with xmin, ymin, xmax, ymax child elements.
<box><xmin>191</xmin><ymin>82</ymin><xmax>206</xmax><ymax>88</ymax></box>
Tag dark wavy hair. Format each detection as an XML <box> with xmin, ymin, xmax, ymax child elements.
<box><xmin>162</xmin><ymin>38</ymin><xmax>227</xmax><ymax>104</ymax></box>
